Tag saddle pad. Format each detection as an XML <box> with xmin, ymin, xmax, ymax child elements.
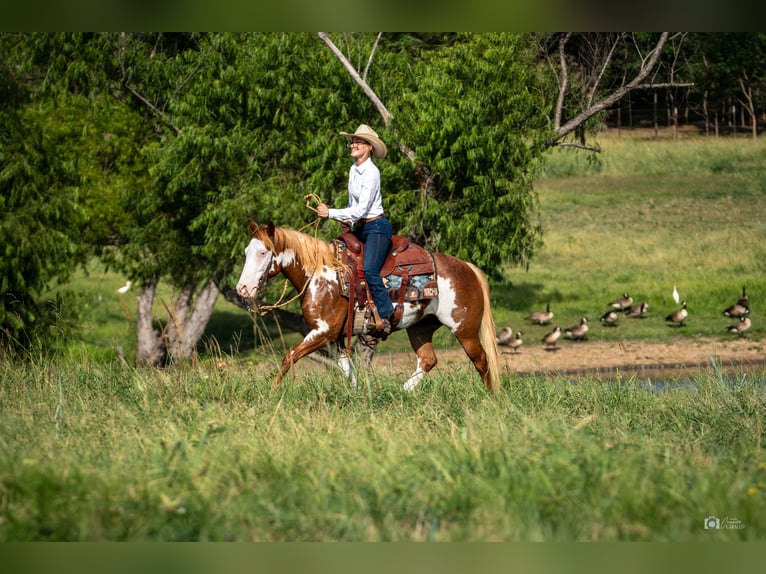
<box><xmin>333</xmin><ymin>236</ymin><xmax>438</xmax><ymax>301</ymax></box>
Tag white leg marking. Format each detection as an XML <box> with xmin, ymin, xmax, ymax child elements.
<box><xmin>337</xmin><ymin>354</ymin><xmax>357</xmax><ymax>390</ymax></box>
<box><xmin>403</xmin><ymin>359</ymin><xmax>425</xmax><ymax>392</ymax></box>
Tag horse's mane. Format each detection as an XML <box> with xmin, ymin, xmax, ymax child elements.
<box><xmin>273</xmin><ymin>227</ymin><xmax>346</xmax><ymax>275</ymax></box>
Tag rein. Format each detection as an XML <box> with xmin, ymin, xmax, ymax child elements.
<box><xmin>250</xmin><ymin>194</ymin><xmax>330</xmax><ymax>316</ymax></box>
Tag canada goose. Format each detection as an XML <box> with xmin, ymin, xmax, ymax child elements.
<box><xmin>564</xmin><ymin>317</ymin><xmax>589</xmax><ymax>340</ymax></box>
<box><xmin>625</xmin><ymin>302</ymin><xmax>649</xmax><ymax>319</ymax></box>
<box><xmin>727</xmin><ymin>315</ymin><xmax>751</xmax><ymax>337</ymax></box>
<box><xmin>723</xmin><ymin>285</ymin><xmax>750</xmax><ymax>318</ymax></box>
<box><xmin>542</xmin><ymin>326</ymin><xmax>562</xmax><ymax>349</ymax></box>
<box><xmin>506</xmin><ymin>331</ymin><xmax>523</xmax><ymax>354</ymax></box>
<box><xmin>609</xmin><ymin>292</ymin><xmax>633</xmax><ymax>311</ymax></box>
<box><xmin>600</xmin><ymin>310</ymin><xmax>619</xmax><ymax>326</ymax></box>
<box><xmin>737</xmin><ymin>285</ymin><xmax>750</xmax><ymax>308</ymax></box>
<box><xmin>526</xmin><ymin>303</ymin><xmax>553</xmax><ymax>325</ymax></box>
<box><xmin>665</xmin><ymin>300</ymin><xmax>688</xmax><ymax>327</ymax></box>
<box><xmin>496</xmin><ymin>326</ymin><xmax>514</xmax><ymax>346</ymax></box>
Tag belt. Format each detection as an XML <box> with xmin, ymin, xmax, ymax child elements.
<box><xmin>363</xmin><ymin>215</ymin><xmax>384</xmax><ymax>223</ymax></box>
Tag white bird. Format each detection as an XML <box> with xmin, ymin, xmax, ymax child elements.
<box><xmin>117</xmin><ymin>280</ymin><xmax>132</xmax><ymax>295</ymax></box>
<box><xmin>672</xmin><ymin>285</ymin><xmax>680</xmax><ymax>304</ymax></box>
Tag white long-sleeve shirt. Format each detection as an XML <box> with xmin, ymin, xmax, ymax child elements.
<box><xmin>328</xmin><ymin>158</ymin><xmax>383</xmax><ymax>225</ymax></box>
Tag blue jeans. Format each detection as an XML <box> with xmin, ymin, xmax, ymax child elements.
<box><xmin>354</xmin><ymin>217</ymin><xmax>394</xmax><ymax>319</ymax></box>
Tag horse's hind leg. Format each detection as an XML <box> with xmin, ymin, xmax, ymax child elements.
<box><xmin>404</xmin><ymin>318</ymin><xmax>441</xmax><ymax>391</ymax></box>
<box><xmin>455</xmin><ymin>333</ymin><xmax>491</xmax><ymax>390</ymax></box>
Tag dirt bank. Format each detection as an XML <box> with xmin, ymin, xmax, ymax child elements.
<box><xmin>371</xmin><ymin>336</ymin><xmax>765</xmax><ymax>379</ymax></box>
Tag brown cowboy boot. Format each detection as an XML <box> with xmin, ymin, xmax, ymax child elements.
<box><xmin>377</xmin><ymin>305</ymin><xmax>403</xmax><ymax>340</ymax></box>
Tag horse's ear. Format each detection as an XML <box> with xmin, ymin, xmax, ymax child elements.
<box><xmin>266</xmin><ymin>221</ymin><xmax>275</xmax><ymax>238</ymax></box>
<box><xmin>248</xmin><ymin>221</ymin><xmax>258</xmax><ymax>233</ymax></box>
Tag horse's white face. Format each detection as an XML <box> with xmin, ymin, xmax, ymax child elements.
<box><xmin>236</xmin><ymin>237</ymin><xmax>274</xmax><ymax>299</ymax></box>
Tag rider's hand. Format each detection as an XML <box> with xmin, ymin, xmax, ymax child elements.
<box><xmin>316</xmin><ymin>203</ymin><xmax>329</xmax><ymax>218</ymax></box>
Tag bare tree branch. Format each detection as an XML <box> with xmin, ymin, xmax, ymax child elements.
<box><xmin>635</xmin><ymin>82</ymin><xmax>694</xmax><ymax>89</ymax></box>
<box><xmin>318</xmin><ymin>32</ymin><xmax>417</xmax><ymax>162</ymax></box>
<box><xmin>363</xmin><ymin>32</ymin><xmax>382</xmax><ymax>82</ymax></box>
<box><xmin>554</xmin><ymin>32</ymin><xmax>670</xmax><ymax>143</ymax></box>
<box><xmin>317</xmin><ymin>32</ymin><xmax>393</xmax><ymax>127</ymax></box>
<box><xmin>587</xmin><ymin>35</ymin><xmax>620</xmax><ymax>109</ymax></box>
<box><xmin>553</xmin><ymin>141</ymin><xmax>603</xmax><ymax>152</ymax></box>
<box><xmin>553</xmin><ymin>33</ymin><xmax>571</xmax><ymax>131</ymax></box>
<box><xmin>123</xmin><ymin>81</ymin><xmax>183</xmax><ymax>136</ymax></box>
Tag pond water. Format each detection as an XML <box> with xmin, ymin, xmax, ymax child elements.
<box><xmin>530</xmin><ymin>358</ymin><xmax>766</xmax><ymax>390</ymax></box>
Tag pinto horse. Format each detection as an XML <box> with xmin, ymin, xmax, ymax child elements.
<box><xmin>236</xmin><ymin>221</ymin><xmax>500</xmax><ymax>392</ymax></box>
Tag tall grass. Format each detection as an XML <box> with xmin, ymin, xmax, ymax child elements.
<box><xmin>1</xmin><ymin>356</ymin><xmax>764</xmax><ymax>541</ymax></box>
<box><xmin>6</xmin><ymin>133</ymin><xmax>764</xmax><ymax>542</ymax></box>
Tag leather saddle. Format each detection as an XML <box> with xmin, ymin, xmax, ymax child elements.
<box><xmin>333</xmin><ymin>232</ymin><xmax>438</xmax><ymax>310</ymax></box>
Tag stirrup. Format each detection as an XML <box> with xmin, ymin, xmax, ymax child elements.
<box><xmin>389</xmin><ymin>304</ymin><xmax>403</xmax><ymax>329</ymax></box>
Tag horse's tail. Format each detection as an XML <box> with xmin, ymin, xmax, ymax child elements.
<box><xmin>468</xmin><ymin>262</ymin><xmax>501</xmax><ymax>392</ymax></box>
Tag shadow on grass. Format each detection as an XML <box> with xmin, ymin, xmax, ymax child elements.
<box><xmin>491</xmin><ymin>280</ymin><xmax>567</xmax><ymax>312</ymax></box>
<box><xmin>199</xmin><ymin>309</ymin><xmax>299</xmax><ymax>357</ymax></box>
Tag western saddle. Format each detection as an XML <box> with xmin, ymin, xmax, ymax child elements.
<box><xmin>333</xmin><ymin>232</ymin><xmax>438</xmax><ymax>343</ymax></box>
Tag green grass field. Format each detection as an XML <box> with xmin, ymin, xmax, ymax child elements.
<box><xmin>493</xmin><ymin>131</ymin><xmax>766</xmax><ymax>346</ymax></box>
<box><xmin>1</xmin><ymin>357</ymin><xmax>765</xmax><ymax>541</ymax></box>
<box><xmin>2</xmin><ymin>132</ymin><xmax>765</xmax><ymax>541</ymax></box>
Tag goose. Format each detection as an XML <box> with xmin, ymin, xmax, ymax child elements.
<box><xmin>665</xmin><ymin>300</ymin><xmax>688</xmax><ymax>327</ymax></box>
<box><xmin>608</xmin><ymin>292</ymin><xmax>633</xmax><ymax>311</ymax></box>
<box><xmin>625</xmin><ymin>302</ymin><xmax>649</xmax><ymax>319</ymax></box>
<box><xmin>600</xmin><ymin>310</ymin><xmax>619</xmax><ymax>326</ymax></box>
<box><xmin>506</xmin><ymin>331</ymin><xmax>523</xmax><ymax>354</ymax></box>
<box><xmin>727</xmin><ymin>315</ymin><xmax>751</xmax><ymax>337</ymax></box>
<box><xmin>542</xmin><ymin>326</ymin><xmax>562</xmax><ymax>349</ymax></box>
<box><xmin>564</xmin><ymin>317</ymin><xmax>589</xmax><ymax>340</ymax></box>
<box><xmin>526</xmin><ymin>303</ymin><xmax>554</xmax><ymax>325</ymax></box>
<box><xmin>737</xmin><ymin>285</ymin><xmax>750</xmax><ymax>308</ymax></box>
<box><xmin>723</xmin><ymin>286</ymin><xmax>750</xmax><ymax>318</ymax></box>
<box><xmin>496</xmin><ymin>326</ymin><xmax>514</xmax><ymax>346</ymax></box>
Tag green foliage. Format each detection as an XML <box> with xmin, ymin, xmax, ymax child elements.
<box><xmin>1</xmin><ymin>357</ymin><xmax>764</xmax><ymax>541</ymax></box>
<box><xmin>0</xmin><ymin>61</ymin><xmax>86</xmax><ymax>352</ymax></box>
<box><xmin>392</xmin><ymin>33</ymin><xmax>553</xmax><ymax>273</ymax></box>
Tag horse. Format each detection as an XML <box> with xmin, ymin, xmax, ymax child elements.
<box><xmin>236</xmin><ymin>221</ymin><xmax>500</xmax><ymax>392</ymax></box>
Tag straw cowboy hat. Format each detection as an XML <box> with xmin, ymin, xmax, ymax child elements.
<box><xmin>339</xmin><ymin>124</ymin><xmax>388</xmax><ymax>159</ymax></box>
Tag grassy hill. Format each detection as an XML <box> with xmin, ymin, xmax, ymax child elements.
<box><xmin>492</xmin><ymin>130</ymin><xmax>765</xmax><ymax>346</ymax></box>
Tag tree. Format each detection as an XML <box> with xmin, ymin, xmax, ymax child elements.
<box><xmin>3</xmin><ymin>32</ymin><xmax>698</xmax><ymax>365</ymax></box>
<box><xmin>0</xmin><ymin>52</ymin><xmax>87</xmax><ymax>353</ymax></box>
<box><xmin>687</xmin><ymin>33</ymin><xmax>766</xmax><ymax>138</ymax></box>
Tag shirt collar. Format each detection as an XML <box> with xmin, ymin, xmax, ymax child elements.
<box><xmin>353</xmin><ymin>157</ymin><xmax>373</xmax><ymax>174</ymax></box>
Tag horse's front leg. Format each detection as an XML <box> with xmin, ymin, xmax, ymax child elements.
<box><xmin>336</xmin><ymin>346</ymin><xmax>357</xmax><ymax>390</ymax></box>
<box><xmin>272</xmin><ymin>315</ymin><xmax>345</xmax><ymax>388</ymax></box>
<box><xmin>273</xmin><ymin>336</ymin><xmax>329</xmax><ymax>388</ymax></box>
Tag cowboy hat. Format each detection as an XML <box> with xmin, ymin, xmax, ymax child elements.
<box><xmin>339</xmin><ymin>124</ymin><xmax>388</xmax><ymax>159</ymax></box>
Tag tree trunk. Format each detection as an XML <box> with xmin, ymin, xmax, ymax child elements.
<box><xmin>136</xmin><ymin>277</ymin><xmax>166</xmax><ymax>367</ymax></box>
<box><xmin>135</xmin><ymin>278</ymin><xmax>221</xmax><ymax>367</ymax></box>
<box><xmin>164</xmin><ymin>280</ymin><xmax>220</xmax><ymax>360</ymax></box>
